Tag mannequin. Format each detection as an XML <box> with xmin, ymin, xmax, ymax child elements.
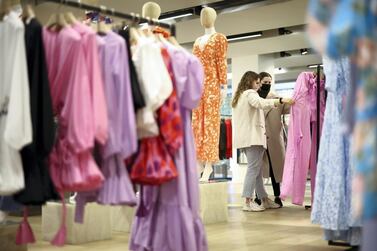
<box><xmin>142</xmin><ymin>1</ymin><xmax>161</xmax><ymax>19</ymax></box>
<box><xmin>192</xmin><ymin>7</ymin><xmax>228</xmax><ymax>182</ymax></box>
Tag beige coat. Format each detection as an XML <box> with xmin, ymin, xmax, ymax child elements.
<box><xmin>262</xmin><ymin>93</ymin><xmax>290</xmax><ymax>182</ymax></box>
<box><xmin>233</xmin><ymin>90</ymin><xmax>276</xmax><ymax>149</ymax></box>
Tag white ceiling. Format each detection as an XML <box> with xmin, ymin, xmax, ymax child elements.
<box><xmin>32</xmin><ymin>0</ymin><xmax>319</xmax><ymax>82</ymax></box>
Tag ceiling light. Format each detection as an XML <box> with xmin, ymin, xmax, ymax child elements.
<box><xmin>280</xmin><ymin>51</ymin><xmax>292</xmax><ymax>57</ymax></box>
<box><xmin>274</xmin><ymin>67</ymin><xmax>287</xmax><ymax>74</ymax></box>
<box><xmin>300</xmin><ymin>49</ymin><xmax>308</xmax><ymax>55</ymax></box>
<box><xmin>160</xmin><ymin>13</ymin><xmax>193</xmax><ymax>21</ymax></box>
<box><xmin>308</xmin><ymin>64</ymin><xmax>323</xmax><ymax>69</ymax></box>
<box><xmin>227</xmin><ymin>32</ymin><xmax>262</xmax><ymax>42</ymax></box>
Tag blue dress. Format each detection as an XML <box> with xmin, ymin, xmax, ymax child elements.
<box><xmin>309</xmin><ymin>0</ymin><xmax>377</xmax><ymax>222</ymax></box>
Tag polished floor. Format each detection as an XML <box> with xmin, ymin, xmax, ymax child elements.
<box><xmin>21</xmin><ymin>182</ymin><xmax>347</xmax><ymax>251</ymax></box>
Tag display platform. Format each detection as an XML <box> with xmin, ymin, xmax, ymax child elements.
<box><xmin>199</xmin><ymin>181</ymin><xmax>229</xmax><ymax>224</ymax></box>
<box><xmin>42</xmin><ymin>202</ymin><xmax>112</xmax><ymax>244</ymax></box>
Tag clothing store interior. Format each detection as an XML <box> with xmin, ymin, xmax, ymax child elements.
<box><xmin>1</xmin><ymin>0</ymin><xmax>376</xmax><ymax>250</ymax></box>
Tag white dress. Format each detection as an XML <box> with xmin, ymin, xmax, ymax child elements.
<box><xmin>132</xmin><ymin>37</ymin><xmax>173</xmax><ymax>138</ymax></box>
<box><xmin>0</xmin><ymin>11</ymin><xmax>32</xmax><ymax>195</ymax></box>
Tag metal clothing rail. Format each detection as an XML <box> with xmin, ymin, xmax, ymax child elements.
<box><xmin>37</xmin><ymin>0</ymin><xmax>177</xmax><ymax>36</ymax></box>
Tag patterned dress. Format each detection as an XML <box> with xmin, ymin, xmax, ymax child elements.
<box><xmin>192</xmin><ymin>33</ymin><xmax>228</xmax><ymax>163</ymax></box>
<box><xmin>308</xmin><ymin>0</ymin><xmax>377</xmax><ymax>222</ymax></box>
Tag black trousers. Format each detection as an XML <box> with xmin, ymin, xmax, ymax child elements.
<box><xmin>256</xmin><ymin>149</ymin><xmax>280</xmax><ymax>198</ymax></box>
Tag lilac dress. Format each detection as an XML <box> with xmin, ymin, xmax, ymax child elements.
<box><xmin>75</xmin><ymin>31</ymin><xmax>137</xmax><ymax>222</ymax></box>
<box><xmin>129</xmin><ymin>43</ymin><xmax>207</xmax><ymax>251</ymax></box>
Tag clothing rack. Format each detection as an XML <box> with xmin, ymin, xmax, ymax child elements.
<box><xmin>37</xmin><ymin>0</ymin><xmax>177</xmax><ymax>36</ymax></box>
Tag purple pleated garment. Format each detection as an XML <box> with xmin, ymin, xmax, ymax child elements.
<box><xmin>129</xmin><ymin>42</ymin><xmax>207</xmax><ymax>251</ymax></box>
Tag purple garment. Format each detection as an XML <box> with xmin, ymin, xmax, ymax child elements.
<box><xmin>75</xmin><ymin>31</ymin><xmax>137</xmax><ymax>223</ymax></box>
<box><xmin>281</xmin><ymin>72</ymin><xmax>325</xmax><ymax>205</ymax></box>
<box><xmin>129</xmin><ymin>43</ymin><xmax>207</xmax><ymax>251</ymax></box>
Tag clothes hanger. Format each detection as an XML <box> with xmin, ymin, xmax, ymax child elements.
<box><xmin>1</xmin><ymin>0</ymin><xmax>20</xmax><ymax>19</ymax></box>
<box><xmin>96</xmin><ymin>5</ymin><xmax>111</xmax><ymax>35</ymax></box>
<box><xmin>129</xmin><ymin>13</ymin><xmax>141</xmax><ymax>44</ymax></box>
<box><xmin>22</xmin><ymin>3</ymin><xmax>35</xmax><ymax>23</ymax></box>
<box><xmin>46</xmin><ymin>0</ymin><xmax>68</xmax><ymax>30</ymax></box>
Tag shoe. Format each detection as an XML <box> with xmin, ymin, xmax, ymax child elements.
<box><xmin>262</xmin><ymin>197</ymin><xmax>281</xmax><ymax>209</ymax></box>
<box><xmin>243</xmin><ymin>201</ymin><xmax>265</xmax><ymax>212</ymax></box>
<box><xmin>274</xmin><ymin>197</ymin><xmax>283</xmax><ymax>208</ymax></box>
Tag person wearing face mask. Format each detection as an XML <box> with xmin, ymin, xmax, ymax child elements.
<box><xmin>254</xmin><ymin>72</ymin><xmax>292</xmax><ymax>208</ymax></box>
<box><xmin>232</xmin><ymin>71</ymin><xmax>294</xmax><ymax>212</ymax></box>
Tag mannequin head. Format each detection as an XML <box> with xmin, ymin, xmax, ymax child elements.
<box><xmin>142</xmin><ymin>2</ymin><xmax>161</xmax><ymax>19</ymax></box>
<box><xmin>258</xmin><ymin>72</ymin><xmax>272</xmax><ymax>98</ymax></box>
<box><xmin>232</xmin><ymin>71</ymin><xmax>260</xmax><ymax>108</ymax></box>
<box><xmin>200</xmin><ymin>7</ymin><xmax>217</xmax><ymax>28</ymax></box>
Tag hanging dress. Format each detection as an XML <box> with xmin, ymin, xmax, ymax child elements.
<box><xmin>130</xmin><ymin>40</ymin><xmax>207</xmax><ymax>251</ymax></box>
<box><xmin>14</xmin><ymin>18</ymin><xmax>58</xmax><ymax>205</ymax></box>
<box><xmin>192</xmin><ymin>33</ymin><xmax>228</xmax><ymax>163</ymax></box>
<box><xmin>0</xmin><ymin>11</ymin><xmax>32</xmax><ymax>195</ymax></box>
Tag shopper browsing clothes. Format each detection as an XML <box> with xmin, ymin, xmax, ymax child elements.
<box><xmin>255</xmin><ymin>72</ymin><xmax>291</xmax><ymax>208</ymax></box>
<box><xmin>232</xmin><ymin>71</ymin><xmax>294</xmax><ymax>212</ymax></box>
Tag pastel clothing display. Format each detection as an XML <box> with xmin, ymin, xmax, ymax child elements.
<box><xmin>75</xmin><ymin>31</ymin><xmax>138</xmax><ymax>223</ymax></box>
<box><xmin>130</xmin><ymin>41</ymin><xmax>207</xmax><ymax>251</ymax></box>
<box><xmin>192</xmin><ymin>32</ymin><xmax>228</xmax><ymax>162</ymax></box>
<box><xmin>0</xmin><ymin>11</ymin><xmax>32</xmax><ymax>195</ymax></box>
<box><xmin>43</xmin><ymin>26</ymin><xmax>104</xmax><ymax>193</ymax></box>
<box><xmin>132</xmin><ymin>36</ymin><xmax>173</xmax><ymax>139</ymax></box>
<box><xmin>311</xmin><ymin>57</ymin><xmax>361</xmax><ymax>245</ymax></box>
<box><xmin>308</xmin><ymin>0</ymin><xmax>377</xmax><ymax>221</ymax></box>
<box><xmin>280</xmin><ymin>72</ymin><xmax>325</xmax><ymax>206</ymax></box>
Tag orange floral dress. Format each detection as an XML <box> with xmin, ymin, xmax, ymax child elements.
<box><xmin>192</xmin><ymin>33</ymin><xmax>228</xmax><ymax>163</ymax></box>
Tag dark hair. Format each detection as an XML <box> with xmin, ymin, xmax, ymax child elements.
<box><xmin>259</xmin><ymin>72</ymin><xmax>272</xmax><ymax>81</ymax></box>
<box><xmin>232</xmin><ymin>71</ymin><xmax>260</xmax><ymax>108</ymax></box>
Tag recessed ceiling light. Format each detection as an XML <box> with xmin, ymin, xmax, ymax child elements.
<box><xmin>227</xmin><ymin>33</ymin><xmax>262</xmax><ymax>42</ymax></box>
<box><xmin>160</xmin><ymin>13</ymin><xmax>193</xmax><ymax>21</ymax></box>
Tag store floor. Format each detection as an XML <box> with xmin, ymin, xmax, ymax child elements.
<box><xmin>21</xmin><ymin>182</ymin><xmax>345</xmax><ymax>251</ymax></box>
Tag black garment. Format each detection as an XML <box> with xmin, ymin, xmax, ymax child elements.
<box><xmin>14</xmin><ymin>19</ymin><xmax>59</xmax><ymax>205</ymax></box>
<box><xmin>118</xmin><ymin>29</ymin><xmax>146</xmax><ymax>111</ymax></box>
<box><xmin>267</xmin><ymin>149</ymin><xmax>280</xmax><ymax>197</ymax></box>
<box><xmin>219</xmin><ymin>119</ymin><xmax>227</xmax><ymax>160</ymax></box>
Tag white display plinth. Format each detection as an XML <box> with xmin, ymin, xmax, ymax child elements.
<box><xmin>199</xmin><ymin>182</ymin><xmax>229</xmax><ymax>224</ymax></box>
<box><xmin>110</xmin><ymin>206</ymin><xmax>136</xmax><ymax>232</ymax></box>
<box><xmin>0</xmin><ymin>222</ymin><xmax>27</xmax><ymax>251</ymax></box>
<box><xmin>42</xmin><ymin>202</ymin><xmax>112</xmax><ymax>244</ymax></box>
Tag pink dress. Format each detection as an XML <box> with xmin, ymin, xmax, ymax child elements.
<box><xmin>280</xmin><ymin>72</ymin><xmax>325</xmax><ymax>205</ymax></box>
<box><xmin>43</xmin><ymin>26</ymin><xmax>105</xmax><ymax>245</ymax></box>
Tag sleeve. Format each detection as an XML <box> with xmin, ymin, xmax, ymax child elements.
<box><xmin>247</xmin><ymin>91</ymin><xmax>275</xmax><ymax>110</ymax></box>
<box><xmin>34</xmin><ymin>23</ymin><xmax>56</xmax><ymax>157</ymax></box>
<box><xmin>215</xmin><ymin>34</ymin><xmax>228</xmax><ymax>85</ymax></box>
<box><xmin>114</xmin><ymin>43</ymin><xmax>137</xmax><ymax>158</ymax></box>
<box><xmin>63</xmin><ymin>42</ymin><xmax>95</xmax><ymax>153</ymax></box>
<box><xmin>86</xmin><ymin>33</ymin><xmax>108</xmax><ymax>145</ymax></box>
<box><xmin>181</xmin><ymin>54</ymin><xmax>204</xmax><ymax>109</ymax></box>
<box><xmin>4</xmin><ymin>26</ymin><xmax>32</xmax><ymax>150</ymax></box>
<box><xmin>139</xmin><ymin>44</ymin><xmax>172</xmax><ymax>111</ymax></box>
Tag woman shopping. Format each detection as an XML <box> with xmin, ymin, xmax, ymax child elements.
<box><xmin>232</xmin><ymin>71</ymin><xmax>294</xmax><ymax>212</ymax></box>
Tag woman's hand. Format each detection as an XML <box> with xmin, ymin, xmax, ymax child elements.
<box><xmin>281</xmin><ymin>98</ymin><xmax>295</xmax><ymax>105</ymax></box>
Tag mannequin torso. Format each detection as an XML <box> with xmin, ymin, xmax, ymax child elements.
<box><xmin>198</xmin><ymin>27</ymin><xmax>217</xmax><ymax>50</ymax></box>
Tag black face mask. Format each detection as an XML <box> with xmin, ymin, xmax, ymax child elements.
<box><xmin>257</xmin><ymin>84</ymin><xmax>271</xmax><ymax>98</ymax></box>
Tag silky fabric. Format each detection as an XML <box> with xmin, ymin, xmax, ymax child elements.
<box><xmin>192</xmin><ymin>33</ymin><xmax>228</xmax><ymax>162</ymax></box>
<box><xmin>225</xmin><ymin>119</ymin><xmax>232</xmax><ymax>159</ymax></box>
<box><xmin>0</xmin><ymin>11</ymin><xmax>32</xmax><ymax>195</ymax></box>
<box><xmin>311</xmin><ymin>57</ymin><xmax>361</xmax><ymax>245</ymax></box>
<box><xmin>75</xmin><ymin>31</ymin><xmax>138</xmax><ymax>223</ymax></box>
<box><xmin>130</xmin><ymin>42</ymin><xmax>207</xmax><ymax>251</ymax></box>
<box><xmin>14</xmin><ymin>18</ymin><xmax>58</xmax><ymax>205</ymax></box>
<box><xmin>308</xmin><ymin>0</ymin><xmax>377</xmax><ymax>222</ymax></box>
<box><xmin>281</xmin><ymin>72</ymin><xmax>325</xmax><ymax>205</ymax></box>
